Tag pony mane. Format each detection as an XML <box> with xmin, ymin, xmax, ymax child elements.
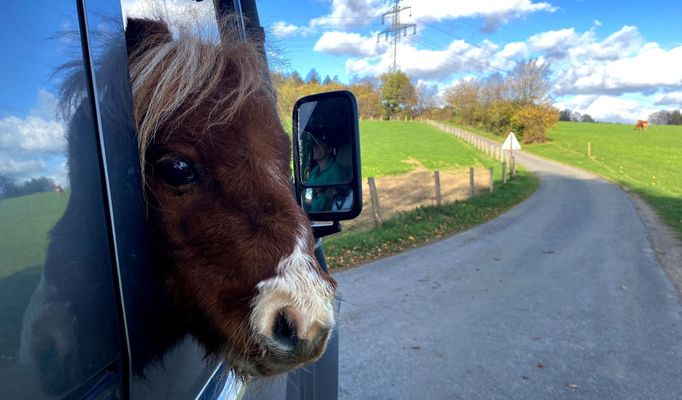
<box><xmin>128</xmin><ymin>16</ymin><xmax>275</xmax><ymax>170</ymax></box>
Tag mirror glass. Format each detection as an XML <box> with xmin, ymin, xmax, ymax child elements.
<box><xmin>302</xmin><ymin>185</ymin><xmax>355</xmax><ymax>213</ymax></box>
<box><xmin>297</xmin><ymin>96</ymin><xmax>353</xmax><ymax>188</ymax></box>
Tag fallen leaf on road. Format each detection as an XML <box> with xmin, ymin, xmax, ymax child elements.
<box><xmin>537</xmin><ymin>362</ymin><xmax>544</xmax><ymax>368</ymax></box>
<box><xmin>567</xmin><ymin>384</ymin><xmax>578</xmax><ymax>389</ymax></box>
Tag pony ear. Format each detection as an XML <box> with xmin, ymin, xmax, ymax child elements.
<box><xmin>125</xmin><ymin>18</ymin><xmax>172</xmax><ymax>57</ymax></box>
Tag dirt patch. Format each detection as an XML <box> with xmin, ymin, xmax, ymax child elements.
<box><xmin>345</xmin><ymin>165</ymin><xmax>493</xmax><ymax>230</ymax></box>
<box><xmin>626</xmin><ymin>189</ymin><xmax>682</xmax><ymax>301</ymax></box>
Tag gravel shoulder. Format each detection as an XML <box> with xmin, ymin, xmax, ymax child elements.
<box><xmin>625</xmin><ymin>190</ymin><xmax>682</xmax><ymax>299</ymax></box>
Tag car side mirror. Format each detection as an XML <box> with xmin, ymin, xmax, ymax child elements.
<box><xmin>293</xmin><ymin>90</ymin><xmax>362</xmax><ymax>222</ymax></box>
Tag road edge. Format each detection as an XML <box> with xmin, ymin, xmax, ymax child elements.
<box><xmin>624</xmin><ymin>188</ymin><xmax>682</xmax><ymax>301</ymax></box>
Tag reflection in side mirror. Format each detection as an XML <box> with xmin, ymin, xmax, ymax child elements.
<box><xmin>293</xmin><ymin>91</ymin><xmax>362</xmax><ymax>221</ymax></box>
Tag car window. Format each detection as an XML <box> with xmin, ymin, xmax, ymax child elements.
<box><xmin>0</xmin><ymin>1</ymin><xmax>123</xmax><ymax>398</ymax></box>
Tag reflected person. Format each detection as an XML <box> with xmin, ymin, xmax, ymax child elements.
<box><xmin>305</xmin><ymin>132</ymin><xmax>344</xmax><ymax>212</ymax></box>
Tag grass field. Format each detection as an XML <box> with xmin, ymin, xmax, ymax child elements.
<box><xmin>360</xmin><ymin>120</ymin><xmax>502</xmax><ymax>177</ymax></box>
<box><xmin>0</xmin><ymin>192</ymin><xmax>69</xmax><ymax>279</ymax></box>
<box><xmin>326</xmin><ymin>170</ymin><xmax>538</xmax><ymax>269</ymax></box>
<box><xmin>524</xmin><ymin>122</ymin><xmax>682</xmax><ymax>239</ymax></box>
<box><xmin>446</xmin><ymin>120</ymin><xmax>682</xmax><ymax>239</ymax></box>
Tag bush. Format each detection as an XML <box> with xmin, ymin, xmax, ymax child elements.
<box><xmin>512</xmin><ymin>104</ymin><xmax>559</xmax><ymax>143</ymax></box>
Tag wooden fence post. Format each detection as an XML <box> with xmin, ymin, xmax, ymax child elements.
<box><xmin>469</xmin><ymin>167</ymin><xmax>475</xmax><ymax>197</ymax></box>
<box><xmin>368</xmin><ymin>177</ymin><xmax>383</xmax><ymax>227</ymax></box>
<box><xmin>502</xmin><ymin>161</ymin><xmax>507</xmax><ymax>184</ymax></box>
<box><xmin>489</xmin><ymin>167</ymin><xmax>494</xmax><ymax>193</ymax></box>
<box><xmin>588</xmin><ymin>142</ymin><xmax>592</xmax><ymax>158</ymax></box>
<box><xmin>434</xmin><ymin>170</ymin><xmax>442</xmax><ymax>206</ymax></box>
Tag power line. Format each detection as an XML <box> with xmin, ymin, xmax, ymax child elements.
<box><xmin>376</xmin><ymin>0</ymin><xmax>416</xmax><ymax>72</ymax></box>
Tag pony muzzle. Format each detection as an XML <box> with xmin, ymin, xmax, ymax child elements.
<box><xmin>249</xmin><ymin>273</ymin><xmax>336</xmax><ymax>375</ymax></box>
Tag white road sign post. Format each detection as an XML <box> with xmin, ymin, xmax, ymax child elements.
<box><xmin>501</xmin><ymin>132</ymin><xmax>522</xmax><ymax>178</ymax></box>
<box><xmin>501</xmin><ymin>132</ymin><xmax>522</xmax><ymax>162</ymax></box>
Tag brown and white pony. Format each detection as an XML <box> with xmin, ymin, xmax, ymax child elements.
<box><xmin>635</xmin><ymin>119</ymin><xmax>648</xmax><ymax>131</ymax></box>
<box><xmin>124</xmin><ymin>18</ymin><xmax>337</xmax><ymax>377</ymax></box>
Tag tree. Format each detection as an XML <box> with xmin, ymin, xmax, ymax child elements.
<box><xmin>559</xmin><ymin>109</ymin><xmax>572</xmax><ymax>121</ymax></box>
<box><xmin>414</xmin><ymin>82</ymin><xmax>439</xmax><ymax>113</ymax></box>
<box><xmin>0</xmin><ymin>175</ymin><xmax>55</xmax><ymax>200</ymax></box>
<box><xmin>581</xmin><ymin>114</ymin><xmax>595</xmax><ymax>123</ymax></box>
<box><xmin>512</xmin><ymin>104</ymin><xmax>559</xmax><ymax>144</ymax></box>
<box><xmin>322</xmin><ymin>75</ymin><xmax>332</xmax><ymax>85</ymax></box>
<box><xmin>507</xmin><ymin>59</ymin><xmax>552</xmax><ymax>104</ymax></box>
<box><xmin>350</xmin><ymin>77</ymin><xmax>382</xmax><ymax>119</ymax></box>
<box><xmin>290</xmin><ymin>70</ymin><xmax>304</xmax><ymax>85</ymax></box>
<box><xmin>380</xmin><ymin>71</ymin><xmax>416</xmax><ymax>119</ymax></box>
<box><xmin>648</xmin><ymin>110</ymin><xmax>670</xmax><ymax>125</ymax></box>
<box><xmin>669</xmin><ymin>109</ymin><xmax>682</xmax><ymax>125</ymax></box>
<box><xmin>443</xmin><ymin>79</ymin><xmax>482</xmax><ymax>126</ymax></box>
<box><xmin>305</xmin><ymin>68</ymin><xmax>320</xmax><ymax>84</ymax></box>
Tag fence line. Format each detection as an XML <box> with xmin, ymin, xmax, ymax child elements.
<box><xmin>345</xmin><ymin>121</ymin><xmax>518</xmax><ymax>231</ymax></box>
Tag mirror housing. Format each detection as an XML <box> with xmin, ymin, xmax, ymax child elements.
<box><xmin>293</xmin><ymin>90</ymin><xmax>362</xmax><ymax>221</ymax></box>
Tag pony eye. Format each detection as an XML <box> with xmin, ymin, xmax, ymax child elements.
<box><xmin>155</xmin><ymin>157</ymin><xmax>199</xmax><ymax>187</ymax></box>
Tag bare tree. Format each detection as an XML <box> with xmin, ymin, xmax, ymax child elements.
<box><xmin>508</xmin><ymin>59</ymin><xmax>552</xmax><ymax>104</ymax></box>
<box><xmin>415</xmin><ymin>81</ymin><xmax>440</xmax><ymax>112</ymax></box>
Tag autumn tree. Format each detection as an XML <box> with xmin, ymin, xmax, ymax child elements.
<box><xmin>443</xmin><ymin>79</ymin><xmax>482</xmax><ymax>126</ymax></box>
<box><xmin>350</xmin><ymin>76</ymin><xmax>382</xmax><ymax>119</ymax></box>
<box><xmin>380</xmin><ymin>71</ymin><xmax>416</xmax><ymax>119</ymax></box>
<box><xmin>512</xmin><ymin>104</ymin><xmax>558</xmax><ymax>144</ymax></box>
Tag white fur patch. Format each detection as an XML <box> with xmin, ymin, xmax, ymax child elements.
<box><xmin>250</xmin><ymin>227</ymin><xmax>335</xmax><ymax>340</ymax></box>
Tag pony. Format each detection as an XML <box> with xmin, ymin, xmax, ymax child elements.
<box><xmin>635</xmin><ymin>120</ymin><xmax>648</xmax><ymax>131</ymax></box>
<box><xmin>19</xmin><ymin>14</ymin><xmax>337</xmax><ymax>389</ymax></box>
<box><xmin>124</xmin><ymin>16</ymin><xmax>337</xmax><ymax>378</ymax></box>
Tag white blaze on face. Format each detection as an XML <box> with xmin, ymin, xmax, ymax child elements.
<box><xmin>250</xmin><ymin>227</ymin><xmax>336</xmax><ymax>342</ymax></box>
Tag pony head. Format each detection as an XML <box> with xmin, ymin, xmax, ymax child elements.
<box><xmin>125</xmin><ymin>17</ymin><xmax>336</xmax><ymax>377</ymax></box>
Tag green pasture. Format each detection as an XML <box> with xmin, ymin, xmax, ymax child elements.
<box><xmin>0</xmin><ymin>192</ymin><xmax>69</xmax><ymax>279</ymax></box>
<box><xmin>445</xmin><ymin>120</ymin><xmax>682</xmax><ymax>238</ymax></box>
<box><xmin>360</xmin><ymin>120</ymin><xmax>502</xmax><ymax>178</ymax></box>
<box><xmin>524</xmin><ymin>122</ymin><xmax>682</xmax><ymax>238</ymax></box>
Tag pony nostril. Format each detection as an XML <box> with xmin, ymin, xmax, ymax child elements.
<box><xmin>272</xmin><ymin>310</ymin><xmax>298</xmax><ymax>349</ymax></box>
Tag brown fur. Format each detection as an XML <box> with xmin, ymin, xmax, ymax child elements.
<box><xmin>635</xmin><ymin>119</ymin><xmax>648</xmax><ymax>131</ymax></box>
<box><xmin>126</xmin><ymin>17</ymin><xmax>336</xmax><ymax>377</ymax></box>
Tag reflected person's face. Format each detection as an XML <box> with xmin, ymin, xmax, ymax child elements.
<box><xmin>313</xmin><ymin>142</ymin><xmax>327</xmax><ymax>161</ymax></box>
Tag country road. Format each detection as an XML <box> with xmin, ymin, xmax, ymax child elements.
<box><xmin>334</xmin><ymin>149</ymin><xmax>682</xmax><ymax>399</ymax></box>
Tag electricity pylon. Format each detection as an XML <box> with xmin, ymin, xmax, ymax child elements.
<box><xmin>377</xmin><ymin>0</ymin><xmax>416</xmax><ymax>73</ymax></box>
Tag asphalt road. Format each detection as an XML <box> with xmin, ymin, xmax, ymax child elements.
<box><xmin>334</xmin><ymin>149</ymin><xmax>682</xmax><ymax>399</ymax></box>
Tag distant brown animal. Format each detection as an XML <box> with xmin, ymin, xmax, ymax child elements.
<box><xmin>635</xmin><ymin>120</ymin><xmax>648</xmax><ymax>131</ymax></box>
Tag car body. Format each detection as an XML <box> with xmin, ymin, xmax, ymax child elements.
<box><xmin>0</xmin><ymin>1</ymin><xmax>341</xmax><ymax>398</ymax></box>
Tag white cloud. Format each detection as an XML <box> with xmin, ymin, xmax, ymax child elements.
<box><xmin>271</xmin><ymin>21</ymin><xmax>301</xmax><ymax>38</ymax></box>
<box><xmin>654</xmin><ymin>92</ymin><xmax>682</xmax><ymax>107</ymax></box>
<box><xmin>345</xmin><ymin>38</ymin><xmax>501</xmax><ymax>80</ymax></box>
<box><xmin>556</xmin><ymin>41</ymin><xmax>682</xmax><ymax>95</ymax></box>
<box><xmin>0</xmin><ymin>155</ymin><xmax>47</xmax><ymax>177</ymax></box>
<box><xmin>0</xmin><ymin>90</ymin><xmax>66</xmax><ymax>153</ymax></box>
<box><xmin>403</xmin><ymin>0</ymin><xmax>557</xmax><ymax>29</ymax></box>
<box><xmin>554</xmin><ymin>95</ymin><xmax>656</xmax><ymax>123</ymax></box>
<box><xmin>528</xmin><ymin>28</ymin><xmax>578</xmax><ymax>53</ymax></box>
<box><xmin>310</xmin><ymin>0</ymin><xmax>386</xmax><ymax>28</ymax></box>
<box><xmin>314</xmin><ymin>31</ymin><xmax>381</xmax><ymax>57</ymax></box>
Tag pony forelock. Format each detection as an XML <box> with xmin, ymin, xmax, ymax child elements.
<box><xmin>128</xmin><ymin>17</ymin><xmax>274</xmax><ymax>171</ymax></box>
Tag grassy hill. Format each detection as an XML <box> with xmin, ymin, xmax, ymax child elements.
<box><xmin>360</xmin><ymin>120</ymin><xmax>502</xmax><ymax>178</ymax></box>
<box><xmin>524</xmin><ymin>122</ymin><xmax>682</xmax><ymax>239</ymax></box>
<box><xmin>446</xmin><ymin>120</ymin><xmax>682</xmax><ymax>239</ymax></box>
<box><xmin>0</xmin><ymin>191</ymin><xmax>69</xmax><ymax>279</ymax></box>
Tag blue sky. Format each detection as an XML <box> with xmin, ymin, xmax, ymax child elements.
<box><xmin>255</xmin><ymin>0</ymin><xmax>682</xmax><ymax>123</ymax></box>
<box><xmin>2</xmin><ymin>0</ymin><xmax>681</xmax><ymax>184</ymax></box>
